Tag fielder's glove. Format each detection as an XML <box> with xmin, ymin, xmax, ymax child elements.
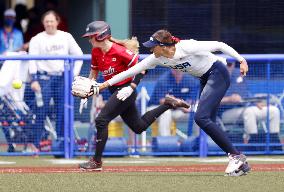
<box><xmin>71</xmin><ymin>76</ymin><xmax>100</xmax><ymax>99</ymax></box>
<box><xmin>116</xmin><ymin>86</ymin><xmax>134</xmax><ymax>101</ymax></box>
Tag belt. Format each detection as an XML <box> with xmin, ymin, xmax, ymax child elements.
<box><xmin>38</xmin><ymin>71</ymin><xmax>63</xmax><ymax>76</ymax></box>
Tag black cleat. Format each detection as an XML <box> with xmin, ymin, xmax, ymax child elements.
<box><xmin>164</xmin><ymin>94</ymin><xmax>190</xmax><ymax>109</ymax></box>
<box><xmin>79</xmin><ymin>157</ymin><xmax>102</xmax><ymax>171</ymax></box>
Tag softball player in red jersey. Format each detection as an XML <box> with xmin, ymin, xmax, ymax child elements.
<box><xmin>79</xmin><ymin>21</ymin><xmax>189</xmax><ymax>171</ymax></box>
<box><xmin>99</xmin><ymin>29</ymin><xmax>250</xmax><ymax>176</ymax></box>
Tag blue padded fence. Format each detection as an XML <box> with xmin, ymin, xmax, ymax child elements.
<box><xmin>0</xmin><ymin>54</ymin><xmax>284</xmax><ymax>158</ymax></box>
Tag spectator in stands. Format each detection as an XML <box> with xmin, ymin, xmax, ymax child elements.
<box><xmin>220</xmin><ymin>62</ymin><xmax>281</xmax><ymax>147</ymax></box>
<box><xmin>24</xmin><ymin>7</ymin><xmax>43</xmax><ymax>44</ymax></box>
<box><xmin>0</xmin><ymin>8</ymin><xmax>26</xmax><ymax>152</ymax></box>
<box><xmin>0</xmin><ymin>51</ymin><xmax>30</xmax><ymax>152</ymax></box>
<box><xmin>44</xmin><ymin>0</ymin><xmax>68</xmax><ymax>31</ymax></box>
<box><xmin>148</xmin><ymin>69</ymin><xmax>199</xmax><ymax>136</ymax></box>
<box><xmin>28</xmin><ymin>10</ymin><xmax>83</xmax><ymax>151</ymax></box>
<box><xmin>14</xmin><ymin>3</ymin><xmax>28</xmax><ymax>33</ymax></box>
<box><xmin>0</xmin><ymin>8</ymin><xmax>24</xmax><ymax>54</ymax></box>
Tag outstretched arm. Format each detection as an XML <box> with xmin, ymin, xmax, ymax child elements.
<box><xmin>188</xmin><ymin>40</ymin><xmax>248</xmax><ymax>76</ymax></box>
<box><xmin>212</xmin><ymin>41</ymin><xmax>248</xmax><ymax>76</ymax></box>
<box><xmin>99</xmin><ymin>55</ymin><xmax>157</xmax><ymax>91</ymax></box>
<box><xmin>116</xmin><ymin>70</ymin><xmax>148</xmax><ymax>101</ymax></box>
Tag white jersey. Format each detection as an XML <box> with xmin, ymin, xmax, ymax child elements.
<box><xmin>28</xmin><ymin>30</ymin><xmax>83</xmax><ymax>76</ymax></box>
<box><xmin>107</xmin><ymin>39</ymin><xmax>244</xmax><ymax>86</ymax></box>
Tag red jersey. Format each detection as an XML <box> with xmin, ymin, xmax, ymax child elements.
<box><xmin>91</xmin><ymin>43</ymin><xmax>139</xmax><ymax>86</ymax></box>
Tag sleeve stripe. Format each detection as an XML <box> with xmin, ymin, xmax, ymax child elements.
<box><xmin>127</xmin><ymin>53</ymin><xmax>138</xmax><ymax>67</ymax></box>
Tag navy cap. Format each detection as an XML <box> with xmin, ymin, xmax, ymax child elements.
<box><xmin>143</xmin><ymin>36</ymin><xmax>175</xmax><ymax>48</ymax></box>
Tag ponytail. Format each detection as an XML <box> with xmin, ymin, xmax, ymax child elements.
<box><xmin>171</xmin><ymin>36</ymin><xmax>180</xmax><ymax>44</ymax></box>
<box><xmin>110</xmin><ymin>37</ymin><xmax>139</xmax><ymax>54</ymax></box>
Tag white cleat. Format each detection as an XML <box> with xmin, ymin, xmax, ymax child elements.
<box><xmin>224</xmin><ymin>154</ymin><xmax>251</xmax><ymax>176</ymax></box>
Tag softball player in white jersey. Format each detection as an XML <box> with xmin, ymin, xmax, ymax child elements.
<box><xmin>99</xmin><ymin>29</ymin><xmax>250</xmax><ymax>176</ymax></box>
<box><xmin>28</xmin><ymin>10</ymin><xmax>83</xmax><ymax>149</ymax></box>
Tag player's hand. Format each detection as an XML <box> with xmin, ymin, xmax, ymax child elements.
<box><xmin>117</xmin><ymin>86</ymin><xmax>134</xmax><ymax>101</ymax></box>
<box><xmin>79</xmin><ymin>98</ymin><xmax>88</xmax><ymax>114</ymax></box>
<box><xmin>240</xmin><ymin>59</ymin><xmax>248</xmax><ymax>76</ymax></box>
<box><xmin>31</xmin><ymin>81</ymin><xmax>41</xmax><ymax>92</ymax></box>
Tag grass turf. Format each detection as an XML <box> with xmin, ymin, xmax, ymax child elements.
<box><xmin>1</xmin><ymin>156</ymin><xmax>284</xmax><ymax>192</ymax></box>
<box><xmin>1</xmin><ymin>172</ymin><xmax>284</xmax><ymax>192</ymax></box>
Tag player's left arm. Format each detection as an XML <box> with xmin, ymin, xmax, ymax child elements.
<box><xmin>67</xmin><ymin>33</ymin><xmax>84</xmax><ymax>76</ymax></box>
<box><xmin>188</xmin><ymin>40</ymin><xmax>248</xmax><ymax>76</ymax></box>
<box><xmin>216</xmin><ymin>42</ymin><xmax>248</xmax><ymax>76</ymax></box>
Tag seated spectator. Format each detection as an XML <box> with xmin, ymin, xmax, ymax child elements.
<box><xmin>0</xmin><ymin>8</ymin><xmax>24</xmax><ymax>54</ymax></box>
<box><xmin>220</xmin><ymin>62</ymin><xmax>281</xmax><ymax>149</ymax></box>
<box><xmin>148</xmin><ymin>69</ymin><xmax>199</xmax><ymax>136</ymax></box>
<box><xmin>0</xmin><ymin>51</ymin><xmax>31</xmax><ymax>152</ymax></box>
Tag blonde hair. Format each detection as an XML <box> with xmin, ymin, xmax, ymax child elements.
<box><xmin>110</xmin><ymin>37</ymin><xmax>139</xmax><ymax>54</ymax></box>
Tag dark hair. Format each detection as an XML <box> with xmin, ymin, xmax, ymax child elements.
<box><xmin>152</xmin><ymin>29</ymin><xmax>180</xmax><ymax>45</ymax></box>
<box><xmin>41</xmin><ymin>10</ymin><xmax>60</xmax><ymax>24</ymax></box>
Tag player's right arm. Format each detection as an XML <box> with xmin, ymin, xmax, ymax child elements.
<box><xmin>89</xmin><ymin>49</ymin><xmax>99</xmax><ymax>80</ymax></box>
<box><xmin>89</xmin><ymin>69</ymin><xmax>99</xmax><ymax>80</ymax></box>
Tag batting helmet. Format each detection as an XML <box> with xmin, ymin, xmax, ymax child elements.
<box><xmin>82</xmin><ymin>21</ymin><xmax>111</xmax><ymax>41</ymax></box>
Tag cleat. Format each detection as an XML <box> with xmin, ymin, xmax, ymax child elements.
<box><xmin>79</xmin><ymin>157</ymin><xmax>102</xmax><ymax>171</ymax></box>
<box><xmin>224</xmin><ymin>162</ymin><xmax>251</xmax><ymax>176</ymax></box>
<box><xmin>225</xmin><ymin>154</ymin><xmax>250</xmax><ymax>176</ymax></box>
<box><xmin>164</xmin><ymin>94</ymin><xmax>190</xmax><ymax>109</ymax></box>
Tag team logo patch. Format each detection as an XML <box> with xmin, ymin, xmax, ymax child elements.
<box><xmin>102</xmin><ymin>66</ymin><xmax>115</xmax><ymax>76</ymax></box>
<box><xmin>169</xmin><ymin>62</ymin><xmax>191</xmax><ymax>72</ymax></box>
<box><xmin>112</xmin><ymin>58</ymin><xmax>116</xmax><ymax>62</ymax></box>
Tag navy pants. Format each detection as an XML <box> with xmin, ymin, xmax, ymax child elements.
<box><xmin>194</xmin><ymin>62</ymin><xmax>239</xmax><ymax>154</ymax></box>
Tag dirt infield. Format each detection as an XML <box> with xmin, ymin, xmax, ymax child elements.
<box><xmin>1</xmin><ymin>164</ymin><xmax>284</xmax><ymax>173</ymax></box>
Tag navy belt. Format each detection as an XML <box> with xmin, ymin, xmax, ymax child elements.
<box><xmin>38</xmin><ymin>71</ymin><xmax>63</xmax><ymax>76</ymax></box>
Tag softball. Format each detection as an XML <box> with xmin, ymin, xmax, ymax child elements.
<box><xmin>12</xmin><ymin>79</ymin><xmax>23</xmax><ymax>89</ymax></box>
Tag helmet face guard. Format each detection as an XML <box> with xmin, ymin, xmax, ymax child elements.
<box><xmin>82</xmin><ymin>21</ymin><xmax>111</xmax><ymax>41</ymax></box>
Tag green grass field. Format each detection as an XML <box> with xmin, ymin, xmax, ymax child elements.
<box><xmin>1</xmin><ymin>156</ymin><xmax>284</xmax><ymax>192</ymax></box>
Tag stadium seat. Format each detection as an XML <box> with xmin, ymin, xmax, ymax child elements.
<box><xmin>152</xmin><ymin>136</ymin><xmax>180</xmax><ymax>152</ymax></box>
<box><xmin>104</xmin><ymin>137</ymin><xmax>128</xmax><ymax>152</ymax></box>
<box><xmin>180</xmin><ymin>136</ymin><xmax>199</xmax><ymax>152</ymax></box>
